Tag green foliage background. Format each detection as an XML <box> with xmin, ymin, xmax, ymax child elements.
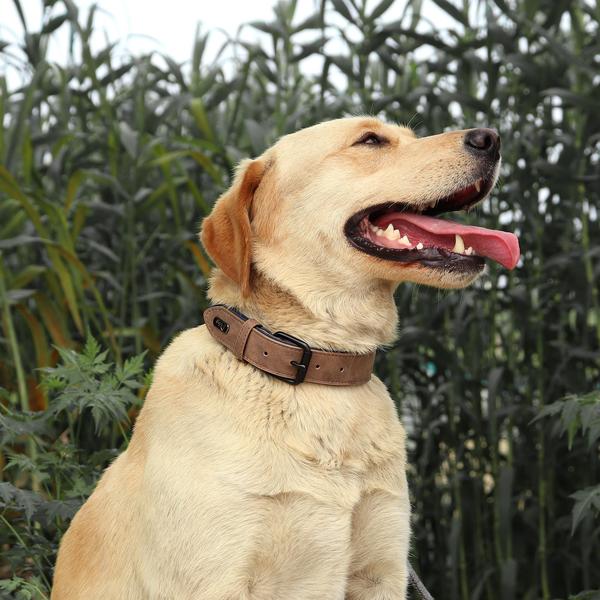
<box><xmin>0</xmin><ymin>0</ymin><xmax>599</xmax><ymax>598</ymax></box>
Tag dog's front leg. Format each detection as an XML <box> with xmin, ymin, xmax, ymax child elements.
<box><xmin>346</xmin><ymin>486</ymin><xmax>411</xmax><ymax>600</ymax></box>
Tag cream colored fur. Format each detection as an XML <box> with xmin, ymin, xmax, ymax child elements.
<box><xmin>52</xmin><ymin>117</ymin><xmax>488</xmax><ymax>599</ymax></box>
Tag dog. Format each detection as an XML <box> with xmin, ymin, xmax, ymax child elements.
<box><xmin>52</xmin><ymin>116</ymin><xmax>518</xmax><ymax>599</ymax></box>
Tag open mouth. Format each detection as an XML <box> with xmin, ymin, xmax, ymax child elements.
<box><xmin>344</xmin><ymin>170</ymin><xmax>520</xmax><ymax>272</ymax></box>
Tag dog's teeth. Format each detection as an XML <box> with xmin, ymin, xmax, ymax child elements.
<box><xmin>399</xmin><ymin>235</ymin><xmax>410</xmax><ymax>246</ymax></box>
<box><xmin>383</xmin><ymin>224</ymin><xmax>396</xmax><ymax>240</ymax></box>
<box><xmin>391</xmin><ymin>228</ymin><xmax>401</xmax><ymax>240</ymax></box>
<box><xmin>474</xmin><ymin>180</ymin><xmax>481</xmax><ymax>193</ymax></box>
<box><xmin>416</xmin><ymin>242</ymin><xmax>424</xmax><ymax>250</ymax></box>
<box><xmin>465</xmin><ymin>246</ymin><xmax>474</xmax><ymax>255</ymax></box>
<box><xmin>369</xmin><ymin>223</ymin><xmax>377</xmax><ymax>232</ymax></box>
<box><xmin>453</xmin><ymin>234</ymin><xmax>465</xmax><ymax>254</ymax></box>
<box><xmin>376</xmin><ymin>227</ymin><xmax>385</xmax><ymax>236</ymax></box>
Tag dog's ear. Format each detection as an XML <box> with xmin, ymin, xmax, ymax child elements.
<box><xmin>200</xmin><ymin>159</ymin><xmax>265</xmax><ymax>297</ymax></box>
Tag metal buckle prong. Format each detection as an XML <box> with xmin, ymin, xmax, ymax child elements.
<box><xmin>272</xmin><ymin>331</ymin><xmax>312</xmax><ymax>385</ymax></box>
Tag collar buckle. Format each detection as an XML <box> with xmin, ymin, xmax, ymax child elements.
<box><xmin>272</xmin><ymin>331</ymin><xmax>312</xmax><ymax>385</ymax></box>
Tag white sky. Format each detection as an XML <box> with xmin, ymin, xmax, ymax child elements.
<box><xmin>1</xmin><ymin>1</ymin><xmax>299</xmax><ymax>78</ymax></box>
<box><xmin>2</xmin><ymin>3</ymin><xmax>458</xmax><ymax>58</ymax></box>
<box><xmin>0</xmin><ymin>0</ymin><xmax>463</xmax><ymax>92</ymax></box>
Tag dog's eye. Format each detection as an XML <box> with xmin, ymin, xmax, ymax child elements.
<box><xmin>354</xmin><ymin>132</ymin><xmax>388</xmax><ymax>146</ymax></box>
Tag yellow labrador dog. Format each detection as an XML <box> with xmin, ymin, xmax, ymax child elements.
<box><xmin>52</xmin><ymin>117</ymin><xmax>518</xmax><ymax>599</ymax></box>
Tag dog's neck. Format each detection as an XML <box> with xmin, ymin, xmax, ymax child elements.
<box><xmin>207</xmin><ymin>270</ymin><xmax>399</xmax><ymax>353</ymax></box>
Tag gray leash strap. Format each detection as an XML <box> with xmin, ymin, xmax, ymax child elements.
<box><xmin>409</xmin><ymin>564</ymin><xmax>434</xmax><ymax>600</ymax></box>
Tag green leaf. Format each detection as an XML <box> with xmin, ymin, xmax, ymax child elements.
<box><xmin>249</xmin><ymin>21</ymin><xmax>284</xmax><ymax>36</ymax></box>
<box><xmin>118</xmin><ymin>122</ymin><xmax>138</xmax><ymax>158</ymax></box>
<box><xmin>570</xmin><ymin>485</ymin><xmax>600</xmax><ymax>535</ymax></box>
<box><xmin>0</xmin><ymin>482</ymin><xmax>43</xmax><ymax>520</ymax></box>
<box><xmin>291</xmin><ymin>38</ymin><xmax>326</xmax><ymax>62</ymax></box>
<box><xmin>370</xmin><ymin>0</ymin><xmax>395</xmax><ymax>21</ymax></box>
<box><xmin>292</xmin><ymin>11</ymin><xmax>323</xmax><ymax>32</ymax></box>
<box><xmin>65</xmin><ymin>169</ymin><xmax>85</xmax><ymax>211</ymax></box>
<box><xmin>330</xmin><ymin>0</ymin><xmax>354</xmax><ymax>22</ymax></box>
<box><xmin>41</xmin><ymin>13</ymin><xmax>69</xmax><ymax>35</ymax></box>
<box><xmin>430</xmin><ymin>0</ymin><xmax>470</xmax><ymax>26</ymax></box>
<box><xmin>190</xmin><ymin>98</ymin><xmax>215</xmax><ymax>142</ymax></box>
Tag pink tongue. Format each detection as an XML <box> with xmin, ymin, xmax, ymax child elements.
<box><xmin>379</xmin><ymin>213</ymin><xmax>520</xmax><ymax>270</ymax></box>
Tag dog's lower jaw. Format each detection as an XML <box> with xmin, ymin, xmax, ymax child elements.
<box><xmin>208</xmin><ymin>268</ymin><xmax>399</xmax><ymax>353</ymax></box>
<box><xmin>401</xmin><ymin>261</ymin><xmax>486</xmax><ymax>289</ymax></box>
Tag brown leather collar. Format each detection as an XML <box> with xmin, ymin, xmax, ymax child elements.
<box><xmin>203</xmin><ymin>305</ymin><xmax>375</xmax><ymax>386</ymax></box>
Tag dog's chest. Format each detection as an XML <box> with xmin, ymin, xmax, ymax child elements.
<box><xmin>212</xmin><ymin>374</ymin><xmax>406</xmax><ymax>508</ymax></box>
<box><xmin>136</xmin><ymin>344</ymin><xmax>408</xmax><ymax>597</ymax></box>
<box><xmin>154</xmin><ymin>341</ymin><xmax>405</xmax><ymax>506</ymax></box>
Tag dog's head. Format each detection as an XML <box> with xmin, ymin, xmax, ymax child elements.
<box><xmin>201</xmin><ymin>117</ymin><xmax>519</xmax><ymax>300</ymax></box>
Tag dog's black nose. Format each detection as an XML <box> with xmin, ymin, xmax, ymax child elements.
<box><xmin>464</xmin><ymin>128</ymin><xmax>500</xmax><ymax>158</ymax></box>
